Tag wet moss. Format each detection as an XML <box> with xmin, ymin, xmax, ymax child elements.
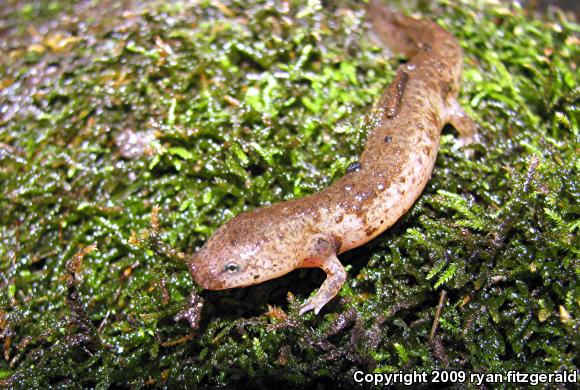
<box><xmin>1</xmin><ymin>0</ymin><xmax>578</xmax><ymax>387</ymax></box>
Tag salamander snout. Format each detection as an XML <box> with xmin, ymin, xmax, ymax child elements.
<box><xmin>187</xmin><ymin>241</ymin><xmax>266</xmax><ymax>290</ymax></box>
<box><xmin>188</xmin><ymin>255</ymin><xmax>227</xmax><ymax>290</ymax></box>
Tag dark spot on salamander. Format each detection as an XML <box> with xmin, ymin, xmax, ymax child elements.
<box><xmin>333</xmin><ymin>236</ymin><xmax>343</xmax><ymax>253</ymax></box>
<box><xmin>384</xmin><ymin>135</ymin><xmax>392</xmax><ymax>143</ymax></box>
<box><xmin>346</xmin><ymin>161</ymin><xmax>362</xmax><ymax>174</ymax></box>
<box><xmin>253</xmin><ymin>275</ymin><xmax>259</xmax><ymax>280</ymax></box>
<box><xmin>426</xmin><ymin>129</ymin><xmax>437</xmax><ymax>142</ymax></box>
<box><xmin>335</xmin><ymin>214</ymin><xmax>344</xmax><ymax>223</ymax></box>
<box><xmin>365</xmin><ymin>225</ymin><xmax>379</xmax><ymax>236</ymax></box>
<box><xmin>440</xmin><ymin>81</ymin><xmax>453</xmax><ymax>98</ymax></box>
<box><xmin>399</xmin><ymin>176</ymin><xmax>406</xmax><ymax>183</ymax></box>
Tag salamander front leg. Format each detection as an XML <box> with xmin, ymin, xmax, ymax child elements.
<box><xmin>299</xmin><ymin>254</ymin><xmax>347</xmax><ymax>315</ymax></box>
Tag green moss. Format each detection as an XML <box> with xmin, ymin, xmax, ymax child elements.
<box><xmin>1</xmin><ymin>0</ymin><xmax>578</xmax><ymax>387</ymax></box>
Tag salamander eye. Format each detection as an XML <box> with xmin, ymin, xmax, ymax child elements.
<box><xmin>224</xmin><ymin>262</ymin><xmax>240</xmax><ymax>273</ymax></box>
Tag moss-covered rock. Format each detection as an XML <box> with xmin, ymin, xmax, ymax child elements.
<box><xmin>0</xmin><ymin>0</ymin><xmax>577</xmax><ymax>387</ymax></box>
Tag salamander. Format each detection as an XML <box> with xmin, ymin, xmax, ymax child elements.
<box><xmin>187</xmin><ymin>0</ymin><xmax>477</xmax><ymax>315</ymax></box>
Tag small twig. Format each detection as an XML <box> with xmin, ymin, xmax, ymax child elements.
<box><xmin>160</xmin><ymin>333</ymin><xmax>194</xmax><ymax>347</ymax></box>
<box><xmin>523</xmin><ymin>156</ymin><xmax>540</xmax><ymax>193</ymax></box>
<box><xmin>429</xmin><ymin>290</ymin><xmax>447</xmax><ymax>343</ymax></box>
<box><xmin>129</xmin><ymin>206</ymin><xmax>189</xmax><ymax>308</ymax></box>
<box><xmin>129</xmin><ymin>205</ymin><xmax>186</xmax><ymax>263</ymax></box>
<box><xmin>13</xmin><ymin>219</ymin><xmax>20</xmax><ymax>266</ymax></box>
<box><xmin>3</xmin><ymin>335</ymin><xmax>11</xmax><ymax>362</ymax></box>
<box><xmin>66</xmin><ymin>244</ymin><xmax>97</xmax><ymax>287</ymax></box>
<box><xmin>65</xmin><ymin>244</ymin><xmax>98</xmax><ymax>334</ymax></box>
<box><xmin>97</xmin><ymin>309</ymin><xmax>111</xmax><ymax>333</ymax></box>
<box><xmin>211</xmin><ymin>0</ymin><xmax>236</xmax><ymax>17</ymax></box>
<box><xmin>224</xmin><ymin>95</ymin><xmax>241</xmax><ymax>107</ymax></box>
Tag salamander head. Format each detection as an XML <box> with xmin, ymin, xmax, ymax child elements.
<box><xmin>188</xmin><ymin>211</ymin><xmax>290</xmax><ymax>290</ymax></box>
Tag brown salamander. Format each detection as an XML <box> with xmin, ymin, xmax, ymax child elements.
<box><xmin>188</xmin><ymin>0</ymin><xmax>477</xmax><ymax>315</ymax></box>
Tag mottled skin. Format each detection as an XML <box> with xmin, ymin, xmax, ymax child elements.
<box><xmin>188</xmin><ymin>1</ymin><xmax>477</xmax><ymax>315</ymax></box>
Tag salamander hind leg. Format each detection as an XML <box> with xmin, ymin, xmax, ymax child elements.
<box><xmin>446</xmin><ymin>97</ymin><xmax>480</xmax><ymax>151</ymax></box>
<box><xmin>299</xmin><ymin>235</ymin><xmax>346</xmax><ymax>315</ymax></box>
